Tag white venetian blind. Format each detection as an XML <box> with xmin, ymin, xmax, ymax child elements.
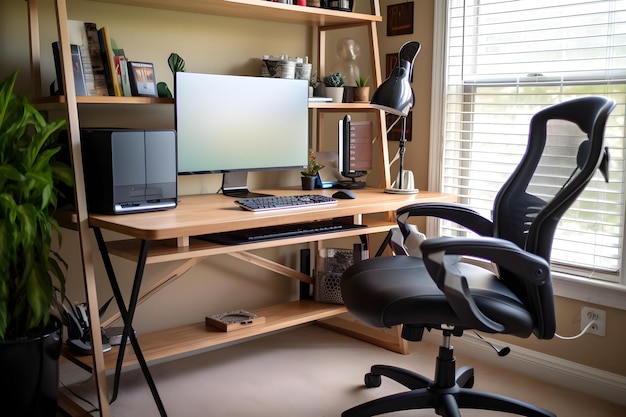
<box><xmin>441</xmin><ymin>0</ymin><xmax>626</xmax><ymax>282</ymax></box>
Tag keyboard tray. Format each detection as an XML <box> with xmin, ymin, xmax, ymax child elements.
<box><xmin>196</xmin><ymin>220</ymin><xmax>368</xmax><ymax>245</ymax></box>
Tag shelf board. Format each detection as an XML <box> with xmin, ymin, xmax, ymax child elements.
<box><xmin>89</xmin><ymin>0</ymin><xmax>381</xmax><ymax>26</ymax></box>
<box><xmin>32</xmin><ymin>95</ymin><xmax>173</xmax><ymax>110</ymax></box>
<box><xmin>309</xmin><ymin>101</ymin><xmax>377</xmax><ymax>110</ymax></box>
<box><xmin>105</xmin><ymin>219</ymin><xmax>395</xmax><ymax>263</ymax></box>
<box><xmin>34</xmin><ymin>95</ymin><xmax>374</xmax><ymax>110</ymax></box>
<box><xmin>63</xmin><ymin>300</ymin><xmax>347</xmax><ymax>373</ymax></box>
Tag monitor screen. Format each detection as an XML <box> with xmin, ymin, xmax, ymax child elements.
<box><xmin>175</xmin><ymin>72</ymin><xmax>309</xmax><ymax>196</ymax></box>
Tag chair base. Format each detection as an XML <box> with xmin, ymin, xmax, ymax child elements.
<box><xmin>342</xmin><ymin>335</ymin><xmax>556</xmax><ymax>417</ymax></box>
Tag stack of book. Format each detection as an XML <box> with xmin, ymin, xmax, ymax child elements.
<box><xmin>51</xmin><ymin>20</ymin><xmax>157</xmax><ymax>98</ymax></box>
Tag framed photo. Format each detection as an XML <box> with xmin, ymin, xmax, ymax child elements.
<box><xmin>386</xmin><ymin>112</ymin><xmax>412</xmax><ymax>142</ymax></box>
<box><xmin>386</xmin><ymin>53</ymin><xmax>399</xmax><ymax>78</ymax></box>
<box><xmin>127</xmin><ymin>61</ymin><xmax>158</xmax><ymax>97</ymax></box>
<box><xmin>387</xmin><ymin>2</ymin><xmax>414</xmax><ymax>36</ymax></box>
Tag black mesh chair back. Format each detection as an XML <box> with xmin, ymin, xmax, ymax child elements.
<box><xmin>339</xmin><ymin>96</ymin><xmax>616</xmax><ymax>417</ymax></box>
<box><xmin>492</xmin><ymin>96</ymin><xmax>614</xmax><ymax>338</ymax></box>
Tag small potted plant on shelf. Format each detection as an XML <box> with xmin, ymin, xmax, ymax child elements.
<box><xmin>354</xmin><ymin>75</ymin><xmax>370</xmax><ymax>102</ymax></box>
<box><xmin>323</xmin><ymin>71</ymin><xmax>345</xmax><ymax>103</ymax></box>
<box><xmin>0</xmin><ymin>70</ymin><xmax>74</xmax><ymax>417</ymax></box>
<box><xmin>301</xmin><ymin>149</ymin><xmax>324</xmax><ymax>190</ymax></box>
<box><xmin>309</xmin><ymin>71</ymin><xmax>321</xmax><ymax>97</ymax></box>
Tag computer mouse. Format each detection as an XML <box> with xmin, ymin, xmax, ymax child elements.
<box><xmin>332</xmin><ymin>189</ymin><xmax>356</xmax><ymax>199</ymax></box>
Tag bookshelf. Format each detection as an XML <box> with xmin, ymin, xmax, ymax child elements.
<box><xmin>25</xmin><ymin>1</ymin><xmax>394</xmax><ymax>416</ymax></box>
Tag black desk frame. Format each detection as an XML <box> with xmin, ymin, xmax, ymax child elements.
<box><xmin>93</xmin><ymin>228</ymin><xmax>168</xmax><ymax>416</ymax></box>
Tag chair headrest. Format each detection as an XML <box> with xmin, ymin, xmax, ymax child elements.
<box><xmin>576</xmin><ymin>140</ymin><xmax>610</xmax><ymax>182</ymax></box>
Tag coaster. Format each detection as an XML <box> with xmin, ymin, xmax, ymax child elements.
<box><xmin>205</xmin><ymin>309</ymin><xmax>266</xmax><ymax>332</ymax></box>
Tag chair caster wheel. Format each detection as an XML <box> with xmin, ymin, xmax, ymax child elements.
<box><xmin>364</xmin><ymin>373</ymin><xmax>381</xmax><ymax>388</ymax></box>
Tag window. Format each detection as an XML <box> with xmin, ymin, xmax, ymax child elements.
<box><xmin>436</xmin><ymin>0</ymin><xmax>626</xmax><ymax>284</ymax></box>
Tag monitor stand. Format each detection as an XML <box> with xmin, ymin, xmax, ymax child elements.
<box><xmin>336</xmin><ymin>177</ymin><xmax>366</xmax><ymax>189</ymax></box>
<box><xmin>221</xmin><ymin>171</ymin><xmax>271</xmax><ymax>198</ymax></box>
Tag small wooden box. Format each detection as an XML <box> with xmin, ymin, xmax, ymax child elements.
<box><xmin>205</xmin><ymin>310</ymin><xmax>266</xmax><ymax>332</ymax></box>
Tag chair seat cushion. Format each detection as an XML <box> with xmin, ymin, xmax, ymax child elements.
<box><xmin>340</xmin><ymin>256</ymin><xmax>535</xmax><ymax>338</ymax></box>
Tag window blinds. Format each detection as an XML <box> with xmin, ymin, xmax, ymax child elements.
<box><xmin>441</xmin><ymin>0</ymin><xmax>626</xmax><ymax>282</ymax></box>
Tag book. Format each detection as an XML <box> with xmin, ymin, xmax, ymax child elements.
<box><xmin>97</xmin><ymin>26</ymin><xmax>121</xmax><ymax>96</ymax></box>
<box><xmin>83</xmin><ymin>22</ymin><xmax>109</xmax><ymax>95</ymax></box>
<box><xmin>51</xmin><ymin>42</ymin><xmax>87</xmax><ymax>96</ymax></box>
<box><xmin>308</xmin><ymin>96</ymin><xmax>333</xmax><ymax>103</ymax></box>
<box><xmin>116</xmin><ymin>55</ymin><xmax>132</xmax><ymax>96</ymax></box>
<box><xmin>67</xmin><ymin>20</ymin><xmax>95</xmax><ymax>96</ymax></box>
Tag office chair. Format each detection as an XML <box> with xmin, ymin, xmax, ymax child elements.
<box><xmin>340</xmin><ymin>96</ymin><xmax>616</xmax><ymax>417</ymax></box>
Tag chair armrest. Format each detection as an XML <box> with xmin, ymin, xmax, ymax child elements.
<box><xmin>421</xmin><ymin>237</ymin><xmax>550</xmax><ymax>286</ymax></box>
<box><xmin>396</xmin><ymin>203</ymin><xmax>494</xmax><ymax>237</ymax></box>
<box><xmin>419</xmin><ymin>236</ymin><xmax>550</xmax><ymax>333</ymax></box>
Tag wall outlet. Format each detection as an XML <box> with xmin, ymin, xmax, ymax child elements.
<box><xmin>581</xmin><ymin>307</ymin><xmax>606</xmax><ymax>336</ymax></box>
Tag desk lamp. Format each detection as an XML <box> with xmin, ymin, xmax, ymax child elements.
<box><xmin>371</xmin><ymin>41</ymin><xmax>421</xmax><ymax>194</ymax></box>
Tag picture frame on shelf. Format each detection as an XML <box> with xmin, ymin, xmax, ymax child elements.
<box><xmin>127</xmin><ymin>61</ymin><xmax>158</xmax><ymax>97</ymax></box>
<box><xmin>386</xmin><ymin>53</ymin><xmax>399</xmax><ymax>78</ymax></box>
<box><xmin>387</xmin><ymin>2</ymin><xmax>414</xmax><ymax>36</ymax></box>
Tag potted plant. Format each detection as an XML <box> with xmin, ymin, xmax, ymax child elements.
<box><xmin>323</xmin><ymin>71</ymin><xmax>345</xmax><ymax>103</ymax></box>
<box><xmin>354</xmin><ymin>75</ymin><xmax>370</xmax><ymax>102</ymax></box>
<box><xmin>309</xmin><ymin>71</ymin><xmax>321</xmax><ymax>97</ymax></box>
<box><xmin>301</xmin><ymin>149</ymin><xmax>324</xmax><ymax>190</ymax></box>
<box><xmin>0</xmin><ymin>70</ymin><xmax>74</xmax><ymax>417</ymax></box>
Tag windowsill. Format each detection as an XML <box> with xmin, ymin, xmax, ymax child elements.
<box><xmin>552</xmin><ymin>272</ymin><xmax>626</xmax><ymax>310</ymax></box>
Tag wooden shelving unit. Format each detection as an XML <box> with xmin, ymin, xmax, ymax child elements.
<box><xmin>26</xmin><ymin>2</ymin><xmax>391</xmax><ymax>416</ymax></box>
<box><xmin>64</xmin><ymin>300</ymin><xmax>348</xmax><ymax>372</ymax></box>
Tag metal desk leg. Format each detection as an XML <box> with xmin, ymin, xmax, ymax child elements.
<box><xmin>375</xmin><ymin>229</ymin><xmax>394</xmax><ymax>257</ymax></box>
<box><xmin>93</xmin><ymin>228</ymin><xmax>168</xmax><ymax>417</ymax></box>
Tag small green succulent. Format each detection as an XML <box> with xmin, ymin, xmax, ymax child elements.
<box><xmin>323</xmin><ymin>72</ymin><xmax>345</xmax><ymax>87</ymax></box>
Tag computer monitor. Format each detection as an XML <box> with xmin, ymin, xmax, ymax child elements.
<box><xmin>175</xmin><ymin>72</ymin><xmax>309</xmax><ymax>197</ymax></box>
<box><xmin>337</xmin><ymin>115</ymin><xmax>371</xmax><ymax>189</ymax></box>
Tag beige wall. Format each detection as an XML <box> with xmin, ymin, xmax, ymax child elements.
<box><xmin>1</xmin><ymin>0</ymin><xmax>624</xmax><ymax>378</ymax></box>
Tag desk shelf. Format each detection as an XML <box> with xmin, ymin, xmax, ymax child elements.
<box><xmin>106</xmin><ymin>219</ymin><xmax>397</xmax><ymax>264</ymax></box>
<box><xmin>63</xmin><ymin>300</ymin><xmax>346</xmax><ymax>373</ymax></box>
<box><xmin>89</xmin><ymin>0</ymin><xmax>381</xmax><ymax>26</ymax></box>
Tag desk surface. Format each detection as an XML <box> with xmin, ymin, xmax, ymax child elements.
<box><xmin>89</xmin><ymin>188</ymin><xmax>456</xmax><ymax>241</ymax></box>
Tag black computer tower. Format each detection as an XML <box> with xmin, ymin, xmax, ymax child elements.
<box><xmin>80</xmin><ymin>129</ymin><xmax>177</xmax><ymax>214</ymax></box>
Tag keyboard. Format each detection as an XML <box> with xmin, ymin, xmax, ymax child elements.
<box><xmin>197</xmin><ymin>220</ymin><xmax>367</xmax><ymax>245</ymax></box>
<box><xmin>235</xmin><ymin>194</ymin><xmax>337</xmax><ymax>212</ymax></box>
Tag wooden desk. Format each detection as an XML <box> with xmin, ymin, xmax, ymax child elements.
<box><xmin>88</xmin><ymin>188</ymin><xmax>454</xmax><ymax>240</ymax></box>
<box><xmin>69</xmin><ymin>188</ymin><xmax>455</xmax><ymax>416</ymax></box>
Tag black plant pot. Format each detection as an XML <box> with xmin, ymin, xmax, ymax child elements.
<box><xmin>301</xmin><ymin>175</ymin><xmax>317</xmax><ymax>190</ymax></box>
<box><xmin>0</xmin><ymin>317</ymin><xmax>62</xmax><ymax>417</ymax></box>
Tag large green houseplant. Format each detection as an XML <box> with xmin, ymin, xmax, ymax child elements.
<box><xmin>0</xmin><ymin>70</ymin><xmax>74</xmax><ymax>416</ymax></box>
